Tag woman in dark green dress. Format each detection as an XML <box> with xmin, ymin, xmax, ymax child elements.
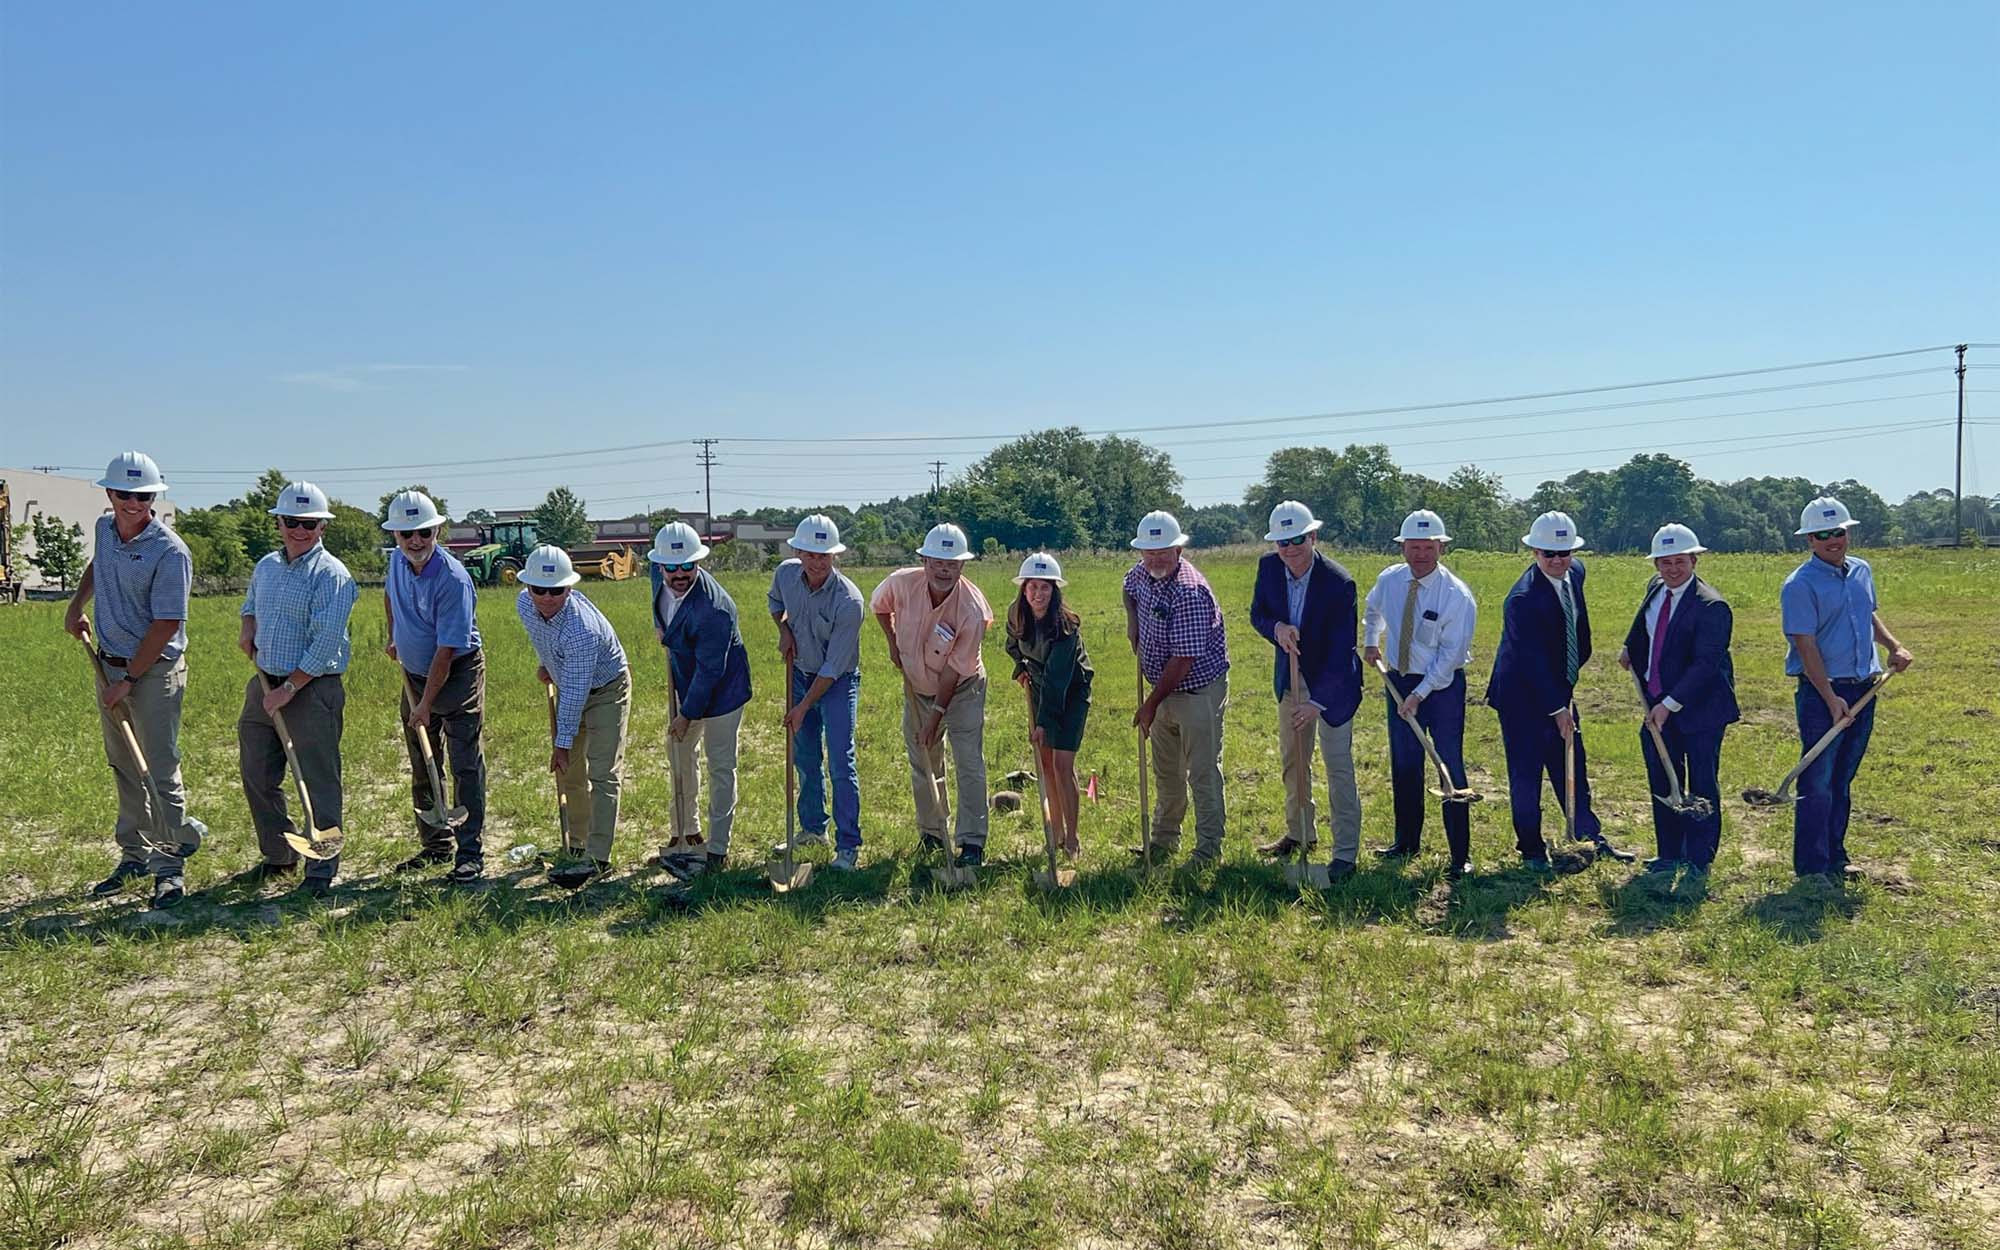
<box><xmin>1005</xmin><ymin>553</ymin><xmax>1092</xmax><ymax>856</ymax></box>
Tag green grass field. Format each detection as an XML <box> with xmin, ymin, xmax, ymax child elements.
<box><xmin>2</xmin><ymin>547</ymin><xmax>1997</xmax><ymax>1249</ymax></box>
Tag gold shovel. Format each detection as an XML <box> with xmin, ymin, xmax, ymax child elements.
<box><xmin>910</xmin><ymin>678</ymin><xmax>975</xmax><ymax>889</ymax></box>
<box><xmin>1025</xmin><ymin>684</ymin><xmax>1075</xmax><ymax>891</ymax></box>
<box><xmin>255</xmin><ymin>671</ymin><xmax>344</xmax><ymax>861</ymax></box>
<box><xmin>1133</xmin><ymin>659</ymin><xmax>1155</xmax><ymax>874</ymax></box>
<box><xmin>1282</xmin><ymin>649</ymin><xmax>1332</xmax><ymax>889</ymax></box>
<box><xmin>1371</xmin><ymin>657</ymin><xmax>1481</xmax><ymax>804</ymax></box>
<box><xmin>402</xmin><ymin>683</ymin><xmax>468</xmax><ymax>831</ymax></box>
<box><xmin>1627</xmin><ymin>667</ymin><xmax>1712</xmax><ymax>817</ymax></box>
<box><xmin>767</xmin><ymin>678</ymin><xmax>814</xmax><ymax>892</ymax></box>
<box><xmin>1744</xmin><ymin>670</ymin><xmax>1896</xmax><ymax>806</ymax></box>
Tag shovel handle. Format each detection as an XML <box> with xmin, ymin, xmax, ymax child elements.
<box><xmin>1775</xmin><ymin>670</ymin><xmax>1897</xmax><ymax>795</ymax></box>
<box><xmin>1563</xmin><ymin>702</ymin><xmax>1577</xmax><ymax>840</ymax></box>
<box><xmin>1024</xmin><ymin>681</ymin><xmax>1060</xmax><ymax>880</ymax></box>
<box><xmin>1628</xmin><ymin>667</ymin><xmax>1690</xmax><ymax>807</ymax></box>
<box><xmin>782</xmin><ymin>673</ymin><xmax>797</xmax><ymax>867</ymax></box>
<box><xmin>1287</xmin><ymin>648</ymin><xmax>1312</xmax><ymax>817</ymax></box>
<box><xmin>257</xmin><ymin>671</ymin><xmax>322</xmax><ymax>838</ymax></box>
<box><xmin>1135</xmin><ymin>660</ymin><xmax>1151</xmax><ymax>869</ymax></box>
<box><xmin>1372</xmin><ymin>656</ymin><xmax>1457</xmax><ymax>792</ymax></box>
<box><xmin>904</xmin><ymin>675</ymin><xmax>954</xmax><ymax>858</ymax></box>
<box><xmin>545</xmin><ymin>681</ymin><xmax>573</xmax><ymax>849</ymax></box>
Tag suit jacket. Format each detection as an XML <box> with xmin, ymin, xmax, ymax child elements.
<box><xmin>1248</xmin><ymin>549</ymin><xmax>1363</xmax><ymax>728</ymax></box>
<box><xmin>649</xmin><ymin>564</ymin><xmax>752</xmax><ymax>720</ymax></box>
<box><xmin>1622</xmin><ymin>574</ymin><xmax>1740</xmax><ymax>733</ymax></box>
<box><xmin>1485</xmin><ymin>557</ymin><xmax>1592</xmax><ymax>716</ymax></box>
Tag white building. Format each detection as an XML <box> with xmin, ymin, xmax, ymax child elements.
<box><xmin>1</xmin><ymin>467</ymin><xmax>178</xmax><ymax>592</ymax></box>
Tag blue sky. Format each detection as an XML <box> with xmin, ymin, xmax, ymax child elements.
<box><xmin>3</xmin><ymin>2</ymin><xmax>1994</xmax><ymax>517</ymax></box>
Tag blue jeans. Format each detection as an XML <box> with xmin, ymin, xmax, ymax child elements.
<box><xmin>792</xmin><ymin>668</ymin><xmax>862</xmax><ymax>851</ymax></box>
<box><xmin>1384</xmin><ymin>669</ymin><xmax>1471</xmax><ymax>864</ymax></box>
<box><xmin>1792</xmin><ymin>676</ymin><xmax>1878</xmax><ymax>876</ymax></box>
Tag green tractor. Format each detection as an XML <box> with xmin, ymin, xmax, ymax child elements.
<box><xmin>462</xmin><ymin>519</ymin><xmax>540</xmax><ymax>586</ymax></box>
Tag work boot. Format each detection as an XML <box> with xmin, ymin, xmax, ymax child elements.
<box><xmin>151</xmin><ymin>875</ymin><xmax>185</xmax><ymax>908</ymax></box>
<box><xmin>1323</xmin><ymin>859</ymin><xmax>1357</xmax><ymax>882</ymax></box>
<box><xmin>830</xmin><ymin>848</ymin><xmax>859</xmax><ymax>872</ymax></box>
<box><xmin>772</xmin><ymin>830</ymin><xmax>827</xmax><ymax>856</ymax></box>
<box><xmin>1256</xmin><ymin>835</ymin><xmax>1303</xmax><ymax>860</ymax></box>
<box><xmin>549</xmin><ymin>859</ymin><xmax>610</xmax><ymax>890</ymax></box>
<box><xmin>954</xmin><ymin>844</ymin><xmax>985</xmax><ymax>870</ymax></box>
<box><xmin>394</xmin><ymin>848</ymin><xmax>451</xmax><ymax>874</ymax></box>
<box><xmin>90</xmin><ymin>860</ymin><xmax>148</xmax><ymax>897</ymax></box>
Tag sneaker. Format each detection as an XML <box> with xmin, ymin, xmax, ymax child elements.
<box><xmin>772</xmin><ymin>830</ymin><xmax>828</xmax><ymax>856</ymax></box>
<box><xmin>830</xmin><ymin>848</ymin><xmax>859</xmax><ymax>872</ymax></box>
<box><xmin>1256</xmin><ymin>835</ymin><xmax>1303</xmax><ymax>860</ymax></box>
<box><xmin>151</xmin><ymin>875</ymin><xmax>185</xmax><ymax>908</ymax></box>
<box><xmin>394</xmin><ymin>848</ymin><xmax>452</xmax><ymax>874</ymax></box>
<box><xmin>549</xmin><ymin>859</ymin><xmax>610</xmax><ymax>890</ymax></box>
<box><xmin>90</xmin><ymin>861</ymin><xmax>148</xmax><ymax>897</ymax></box>
<box><xmin>1445</xmin><ymin>859</ymin><xmax>1474</xmax><ymax>881</ymax></box>
<box><xmin>954</xmin><ymin>844</ymin><xmax>985</xmax><ymax>870</ymax></box>
<box><xmin>448</xmin><ymin>859</ymin><xmax>484</xmax><ymax>884</ymax></box>
<box><xmin>1323</xmin><ymin>859</ymin><xmax>1356</xmax><ymax>882</ymax></box>
<box><xmin>236</xmin><ymin>860</ymin><xmax>299</xmax><ymax>887</ymax></box>
<box><xmin>296</xmin><ymin>877</ymin><xmax>331</xmax><ymax>899</ymax></box>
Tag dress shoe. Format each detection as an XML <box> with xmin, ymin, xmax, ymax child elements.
<box><xmin>90</xmin><ymin>860</ymin><xmax>148</xmax><ymax>897</ymax></box>
<box><xmin>237</xmin><ymin>861</ymin><xmax>299</xmax><ymax>887</ymax></box>
<box><xmin>1257</xmin><ymin>835</ymin><xmax>1303</xmax><ymax>860</ymax></box>
<box><xmin>394</xmin><ymin>848</ymin><xmax>452</xmax><ymax>874</ymax></box>
<box><xmin>549</xmin><ymin>859</ymin><xmax>610</xmax><ymax>889</ymax></box>
<box><xmin>1323</xmin><ymin>859</ymin><xmax>1356</xmax><ymax>882</ymax></box>
<box><xmin>1373</xmin><ymin>843</ymin><xmax>1416</xmax><ymax>860</ymax></box>
<box><xmin>1643</xmin><ymin>857</ymin><xmax>1678</xmax><ymax>874</ymax></box>
<box><xmin>296</xmin><ymin>877</ymin><xmax>331</xmax><ymax>899</ymax></box>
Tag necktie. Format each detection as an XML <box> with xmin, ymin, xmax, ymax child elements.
<box><xmin>1396</xmin><ymin>577</ymin><xmax>1420</xmax><ymax>673</ymax></box>
<box><xmin>1647</xmin><ymin>587</ymin><xmax>1675</xmax><ymax>698</ymax></box>
<box><xmin>1559</xmin><ymin>578</ymin><xmax>1579</xmax><ymax>686</ymax></box>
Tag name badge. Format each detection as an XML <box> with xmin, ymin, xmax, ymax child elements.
<box><xmin>1422</xmin><ymin>609</ymin><xmax>1439</xmax><ymax>622</ymax></box>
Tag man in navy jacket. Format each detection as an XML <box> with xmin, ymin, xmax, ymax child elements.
<box><xmin>1486</xmin><ymin>511</ymin><xmax>1621</xmax><ymax>868</ymax></box>
<box><xmin>648</xmin><ymin>522</ymin><xmax>752</xmax><ymax>877</ymax></box>
<box><xmin>1249</xmin><ymin>501</ymin><xmax>1364</xmax><ymax>877</ymax></box>
<box><xmin>1619</xmin><ymin>523</ymin><xmax>1739</xmax><ymax>874</ymax></box>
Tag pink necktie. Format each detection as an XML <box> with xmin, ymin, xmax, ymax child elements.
<box><xmin>1646</xmin><ymin>588</ymin><xmax>1676</xmax><ymax>698</ymax></box>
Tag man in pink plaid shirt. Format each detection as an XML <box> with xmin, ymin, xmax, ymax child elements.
<box><xmin>1123</xmin><ymin>509</ymin><xmax>1231</xmax><ymax>865</ymax></box>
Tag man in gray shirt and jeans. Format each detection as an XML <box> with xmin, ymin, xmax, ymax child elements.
<box><xmin>767</xmin><ymin>514</ymin><xmax>866</xmax><ymax>870</ymax></box>
<box><xmin>64</xmin><ymin>451</ymin><xmax>207</xmax><ymax>908</ymax></box>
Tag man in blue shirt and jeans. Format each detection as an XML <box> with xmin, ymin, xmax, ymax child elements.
<box><xmin>1779</xmin><ymin>497</ymin><xmax>1914</xmax><ymax>882</ymax></box>
<box><xmin>383</xmin><ymin>490</ymin><xmax>487</xmax><ymax>883</ymax></box>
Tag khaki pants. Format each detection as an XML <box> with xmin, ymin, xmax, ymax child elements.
<box><xmin>1147</xmin><ymin>673</ymin><xmax>1228</xmax><ymax>858</ymax></box>
<box><xmin>558</xmin><ymin>671</ymin><xmax>630</xmax><ymax>862</ymax></box>
<box><xmin>1279</xmin><ymin>702</ymin><xmax>1361</xmax><ymax>863</ymax></box>
<box><xmin>664</xmin><ymin>703</ymin><xmax>742</xmax><ymax>856</ymax></box>
<box><xmin>238</xmin><ymin>672</ymin><xmax>344</xmax><ymax>881</ymax></box>
<box><xmin>902</xmin><ymin>675</ymin><xmax>988</xmax><ymax>848</ymax></box>
<box><xmin>98</xmin><ymin>653</ymin><xmax>205</xmax><ymax>876</ymax></box>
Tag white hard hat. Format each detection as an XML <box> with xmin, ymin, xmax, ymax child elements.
<box><xmin>269</xmin><ymin>481</ymin><xmax>336</xmax><ymax>520</ymax></box>
<box><xmin>1264</xmin><ymin>500</ymin><xmax>1323</xmax><ymax>543</ymax></box>
<box><xmin>381</xmin><ymin>489</ymin><xmax>446</xmax><ymax>531</ymax></box>
<box><xmin>1013</xmin><ymin>552</ymin><xmax>1066</xmax><ymax>586</ymax></box>
<box><xmin>1522</xmin><ymin>510</ymin><xmax>1584</xmax><ymax>551</ymax></box>
<box><xmin>918</xmin><ymin>522</ymin><xmax>974</xmax><ymax>561</ymax></box>
<box><xmin>1396</xmin><ymin>509</ymin><xmax>1451</xmax><ymax>543</ymax></box>
<box><xmin>788</xmin><ymin>514</ymin><xmax>846</xmax><ymax>554</ymax></box>
<box><xmin>1130</xmin><ymin>510</ymin><xmax>1189</xmax><ymax>550</ymax></box>
<box><xmin>1795</xmin><ymin>496</ymin><xmax>1857</xmax><ymax>536</ymax></box>
<box><xmin>1648</xmin><ymin>523</ymin><xmax>1708</xmax><ymax>559</ymax></box>
<box><xmin>648</xmin><ymin>520</ymin><xmax>711</xmax><ymax>565</ymax></box>
<box><xmin>96</xmin><ymin>451</ymin><xmax>168</xmax><ymax>494</ymax></box>
<box><xmin>519</xmin><ymin>544</ymin><xmax>581</xmax><ymax>588</ymax></box>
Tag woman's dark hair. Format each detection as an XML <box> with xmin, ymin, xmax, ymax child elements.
<box><xmin>1008</xmin><ymin>580</ymin><xmax>1079</xmax><ymax>643</ymax></box>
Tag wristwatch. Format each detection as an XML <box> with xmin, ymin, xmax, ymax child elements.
<box><xmin>281</xmin><ymin>679</ymin><xmax>298</xmax><ymax>695</ymax></box>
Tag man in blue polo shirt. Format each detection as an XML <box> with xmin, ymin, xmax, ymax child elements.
<box><xmin>1779</xmin><ymin>496</ymin><xmax>1914</xmax><ymax>882</ymax></box>
<box><xmin>238</xmin><ymin>480</ymin><xmax>359</xmax><ymax>899</ymax></box>
<box><xmin>63</xmin><ymin>451</ymin><xmax>207</xmax><ymax>908</ymax></box>
<box><xmin>382</xmin><ymin>490</ymin><xmax>487</xmax><ymax>883</ymax></box>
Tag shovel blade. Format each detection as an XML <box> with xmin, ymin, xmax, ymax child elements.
<box><xmin>1430</xmin><ymin>787</ymin><xmax>1483</xmax><ymax>805</ymax></box>
<box><xmin>1284</xmin><ymin>861</ymin><xmax>1332</xmax><ymax>889</ymax></box>
<box><xmin>931</xmin><ymin>865</ymin><xmax>976</xmax><ymax>890</ymax></box>
<box><xmin>1032</xmin><ymin>866</ymin><xmax>1077</xmax><ymax>891</ymax></box>
<box><xmin>282</xmin><ymin>827</ymin><xmax>342</xmax><ymax>861</ymax></box>
<box><xmin>1740</xmin><ymin>787</ymin><xmax>1795</xmax><ymax>807</ymax></box>
<box><xmin>767</xmin><ymin>859</ymin><xmax>814</xmax><ymax>893</ymax></box>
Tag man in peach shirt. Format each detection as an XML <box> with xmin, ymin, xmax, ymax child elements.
<box><xmin>870</xmin><ymin>522</ymin><xmax>994</xmax><ymax>867</ymax></box>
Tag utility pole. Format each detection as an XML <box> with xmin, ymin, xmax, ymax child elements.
<box><xmin>929</xmin><ymin>460</ymin><xmax>947</xmax><ymax>495</ymax></box>
<box><xmin>1954</xmin><ymin>344</ymin><xmax>1968</xmax><ymax>546</ymax></box>
<box><xmin>694</xmin><ymin>439</ymin><xmax>719</xmax><ymax>539</ymax></box>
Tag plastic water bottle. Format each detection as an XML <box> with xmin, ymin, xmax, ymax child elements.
<box><xmin>506</xmin><ymin>844</ymin><xmax>542</xmax><ymax>865</ymax></box>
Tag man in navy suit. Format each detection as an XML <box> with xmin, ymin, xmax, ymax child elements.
<box><xmin>1618</xmin><ymin>523</ymin><xmax>1739</xmax><ymax>875</ymax></box>
<box><xmin>1485</xmin><ymin>511</ymin><xmax>1627</xmax><ymax>868</ymax></box>
<box><xmin>1249</xmin><ymin>501</ymin><xmax>1364</xmax><ymax>878</ymax></box>
<box><xmin>649</xmin><ymin>521</ymin><xmax>753</xmax><ymax>878</ymax></box>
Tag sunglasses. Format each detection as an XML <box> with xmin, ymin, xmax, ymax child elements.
<box><xmin>1275</xmin><ymin>535</ymin><xmax>1310</xmax><ymax>548</ymax></box>
<box><xmin>529</xmin><ymin>584</ymin><xmax>568</xmax><ymax>597</ymax></box>
<box><xmin>658</xmin><ymin>561</ymin><xmax>698</xmax><ymax>572</ymax></box>
<box><xmin>397</xmin><ymin>529</ymin><xmax>437</xmax><ymax>542</ymax></box>
<box><xmin>1810</xmin><ymin>528</ymin><xmax>1847</xmax><ymax>541</ymax></box>
<box><xmin>1536</xmin><ymin>549</ymin><xmax>1572</xmax><ymax>560</ymax></box>
<box><xmin>109</xmin><ymin>489</ymin><xmax>152</xmax><ymax>501</ymax></box>
<box><xmin>281</xmin><ymin>517</ymin><xmax>322</xmax><ymax>530</ymax></box>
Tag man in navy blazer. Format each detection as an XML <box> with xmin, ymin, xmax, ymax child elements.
<box><xmin>648</xmin><ymin>522</ymin><xmax>753</xmax><ymax>877</ymax></box>
<box><xmin>1249</xmin><ymin>501</ymin><xmax>1364</xmax><ymax>877</ymax></box>
<box><xmin>1619</xmin><ymin>523</ymin><xmax>1739</xmax><ymax>874</ymax></box>
<box><xmin>1485</xmin><ymin>510</ymin><xmax>1622</xmax><ymax>868</ymax></box>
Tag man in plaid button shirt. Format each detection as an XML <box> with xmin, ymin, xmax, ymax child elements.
<box><xmin>1123</xmin><ymin>510</ymin><xmax>1230</xmax><ymax>865</ymax></box>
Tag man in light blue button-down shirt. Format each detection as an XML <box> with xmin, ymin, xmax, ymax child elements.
<box><xmin>1778</xmin><ymin>498</ymin><xmax>1914</xmax><ymax>881</ymax></box>
<box><xmin>236</xmin><ymin>481</ymin><xmax>358</xmax><ymax>896</ymax></box>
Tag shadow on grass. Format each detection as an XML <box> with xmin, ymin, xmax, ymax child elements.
<box><xmin>1741</xmin><ymin>874</ymin><xmax>1861</xmax><ymax>943</ymax></box>
<box><xmin>1602</xmin><ymin>865</ymin><xmax>1713</xmax><ymax>936</ymax></box>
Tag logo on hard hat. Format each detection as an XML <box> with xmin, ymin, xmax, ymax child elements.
<box><xmin>404</xmin><ymin>507</ymin><xmax>418</xmax><ymax>517</ymax></box>
<box><xmin>294</xmin><ymin>495</ymin><xmax>310</xmax><ymax>505</ymax></box>
<box><xmin>670</xmin><ymin>542</ymin><xmax>683</xmax><ymax>551</ymax></box>
<box><xmin>942</xmin><ymin>539</ymin><xmax>954</xmax><ymax>548</ymax></box>
<box><xmin>1661</xmin><ymin>537</ymin><xmax>1675</xmax><ymax>545</ymax></box>
<box><xmin>1280</xmin><ymin>518</ymin><xmax>1293</xmax><ymax>528</ymax></box>
<box><xmin>1555</xmin><ymin>529</ymin><xmax>1569</xmax><ymax>537</ymax></box>
<box><xmin>542</xmin><ymin>564</ymin><xmax>556</xmax><ymax>573</ymax></box>
<box><xmin>126</xmin><ymin>468</ymin><xmax>142</xmax><ymax>478</ymax></box>
<box><xmin>1149</xmin><ymin>527</ymin><xmax>1162</xmax><ymax>536</ymax></box>
<box><xmin>1823</xmin><ymin>508</ymin><xmax>1838</xmax><ymax>518</ymax></box>
<box><xmin>815</xmin><ymin>532</ymin><xmax>827</xmax><ymax>541</ymax></box>
<box><xmin>1417</xmin><ymin>520</ymin><xmax>1430</xmax><ymax>528</ymax></box>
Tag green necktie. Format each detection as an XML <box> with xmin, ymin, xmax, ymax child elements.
<box><xmin>1559</xmin><ymin>579</ymin><xmax>1579</xmax><ymax>686</ymax></box>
